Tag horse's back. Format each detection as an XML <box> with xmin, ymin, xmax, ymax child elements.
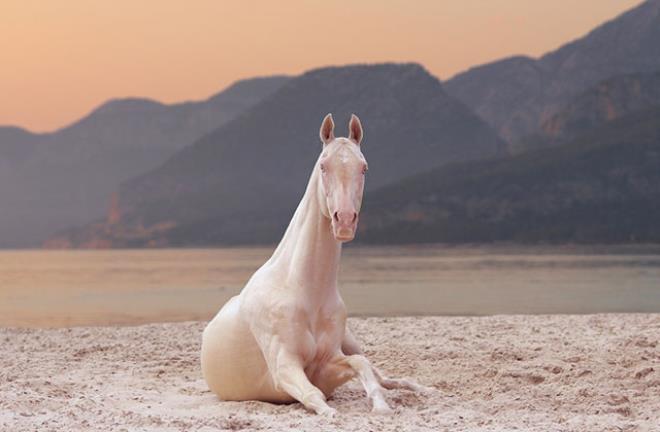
<box><xmin>201</xmin><ymin>295</ymin><xmax>293</xmax><ymax>403</ymax></box>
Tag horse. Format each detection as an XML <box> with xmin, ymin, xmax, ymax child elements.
<box><xmin>201</xmin><ymin>113</ymin><xmax>428</xmax><ymax>415</ymax></box>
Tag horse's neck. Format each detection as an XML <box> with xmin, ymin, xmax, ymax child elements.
<box><xmin>268</xmin><ymin>167</ymin><xmax>341</xmax><ymax>300</ymax></box>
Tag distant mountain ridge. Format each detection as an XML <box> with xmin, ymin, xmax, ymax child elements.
<box><xmin>48</xmin><ymin>63</ymin><xmax>505</xmax><ymax>248</ymax></box>
<box><xmin>445</xmin><ymin>0</ymin><xmax>660</xmax><ymax>144</ymax></box>
<box><xmin>0</xmin><ymin>76</ymin><xmax>290</xmax><ymax>247</ymax></box>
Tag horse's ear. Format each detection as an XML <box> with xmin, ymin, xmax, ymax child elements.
<box><xmin>319</xmin><ymin>113</ymin><xmax>335</xmax><ymax>145</ymax></box>
<box><xmin>348</xmin><ymin>114</ymin><xmax>363</xmax><ymax>145</ymax></box>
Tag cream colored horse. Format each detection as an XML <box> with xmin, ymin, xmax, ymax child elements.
<box><xmin>201</xmin><ymin>114</ymin><xmax>428</xmax><ymax>415</ymax></box>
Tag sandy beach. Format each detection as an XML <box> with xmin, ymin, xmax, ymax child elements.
<box><xmin>2</xmin><ymin>314</ymin><xmax>659</xmax><ymax>431</ymax></box>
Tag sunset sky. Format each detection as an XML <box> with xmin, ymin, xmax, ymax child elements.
<box><xmin>1</xmin><ymin>0</ymin><xmax>642</xmax><ymax>132</ymax></box>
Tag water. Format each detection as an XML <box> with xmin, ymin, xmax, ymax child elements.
<box><xmin>1</xmin><ymin>245</ymin><xmax>659</xmax><ymax>327</ymax></box>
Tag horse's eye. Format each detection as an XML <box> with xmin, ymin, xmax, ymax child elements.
<box><xmin>362</xmin><ymin>166</ymin><xmax>368</xmax><ymax>174</ymax></box>
<box><xmin>320</xmin><ymin>163</ymin><xmax>326</xmax><ymax>173</ymax></box>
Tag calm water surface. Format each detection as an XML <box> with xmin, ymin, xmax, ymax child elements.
<box><xmin>1</xmin><ymin>245</ymin><xmax>660</xmax><ymax>327</ymax></box>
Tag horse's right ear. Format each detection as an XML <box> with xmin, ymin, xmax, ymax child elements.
<box><xmin>319</xmin><ymin>113</ymin><xmax>335</xmax><ymax>145</ymax></box>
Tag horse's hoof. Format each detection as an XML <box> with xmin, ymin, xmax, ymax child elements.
<box><xmin>318</xmin><ymin>406</ymin><xmax>337</xmax><ymax>418</ymax></box>
<box><xmin>371</xmin><ymin>403</ymin><xmax>394</xmax><ymax>415</ymax></box>
<box><xmin>418</xmin><ymin>384</ymin><xmax>436</xmax><ymax>394</ymax></box>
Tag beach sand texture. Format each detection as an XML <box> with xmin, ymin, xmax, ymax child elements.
<box><xmin>2</xmin><ymin>315</ymin><xmax>659</xmax><ymax>431</ymax></box>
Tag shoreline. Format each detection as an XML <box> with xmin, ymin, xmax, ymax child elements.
<box><xmin>2</xmin><ymin>310</ymin><xmax>660</xmax><ymax>330</ymax></box>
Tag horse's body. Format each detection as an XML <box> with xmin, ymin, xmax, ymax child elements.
<box><xmin>201</xmin><ymin>114</ymin><xmax>427</xmax><ymax>415</ymax></box>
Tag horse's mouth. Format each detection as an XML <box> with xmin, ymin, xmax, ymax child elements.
<box><xmin>334</xmin><ymin>226</ymin><xmax>355</xmax><ymax>242</ymax></box>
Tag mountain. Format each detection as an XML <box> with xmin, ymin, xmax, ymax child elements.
<box><xmin>357</xmin><ymin>107</ymin><xmax>660</xmax><ymax>244</ymax></box>
<box><xmin>0</xmin><ymin>126</ymin><xmax>39</xmax><ymax>169</ymax></box>
<box><xmin>0</xmin><ymin>76</ymin><xmax>289</xmax><ymax>247</ymax></box>
<box><xmin>49</xmin><ymin>63</ymin><xmax>506</xmax><ymax>248</ymax></box>
<box><xmin>444</xmin><ymin>0</ymin><xmax>660</xmax><ymax>144</ymax></box>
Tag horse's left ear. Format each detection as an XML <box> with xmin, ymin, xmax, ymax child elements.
<box><xmin>348</xmin><ymin>114</ymin><xmax>363</xmax><ymax>145</ymax></box>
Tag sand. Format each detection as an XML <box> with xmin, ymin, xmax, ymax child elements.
<box><xmin>1</xmin><ymin>315</ymin><xmax>659</xmax><ymax>432</ymax></box>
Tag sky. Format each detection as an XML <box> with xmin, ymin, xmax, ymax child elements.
<box><xmin>0</xmin><ymin>0</ymin><xmax>643</xmax><ymax>132</ymax></box>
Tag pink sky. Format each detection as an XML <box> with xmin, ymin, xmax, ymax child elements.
<box><xmin>0</xmin><ymin>0</ymin><xmax>642</xmax><ymax>132</ymax></box>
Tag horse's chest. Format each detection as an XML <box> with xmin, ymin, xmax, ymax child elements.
<box><xmin>299</xmin><ymin>316</ymin><xmax>344</xmax><ymax>366</ymax></box>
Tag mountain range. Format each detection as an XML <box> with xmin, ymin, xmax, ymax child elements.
<box><xmin>3</xmin><ymin>0</ymin><xmax>660</xmax><ymax>248</ymax></box>
<box><xmin>0</xmin><ymin>76</ymin><xmax>289</xmax><ymax>247</ymax></box>
<box><xmin>46</xmin><ymin>63</ymin><xmax>504</xmax><ymax>247</ymax></box>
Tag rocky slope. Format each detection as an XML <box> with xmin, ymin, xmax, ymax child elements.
<box><xmin>511</xmin><ymin>71</ymin><xmax>660</xmax><ymax>153</ymax></box>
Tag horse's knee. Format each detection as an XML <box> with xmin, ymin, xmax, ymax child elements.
<box><xmin>313</xmin><ymin>359</ymin><xmax>356</xmax><ymax>397</ymax></box>
<box><xmin>346</xmin><ymin>354</ymin><xmax>371</xmax><ymax>372</ymax></box>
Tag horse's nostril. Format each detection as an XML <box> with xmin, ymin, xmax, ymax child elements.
<box><xmin>352</xmin><ymin>212</ymin><xmax>357</xmax><ymax>223</ymax></box>
<box><xmin>333</xmin><ymin>211</ymin><xmax>339</xmax><ymax>222</ymax></box>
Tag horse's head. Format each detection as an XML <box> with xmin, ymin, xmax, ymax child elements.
<box><xmin>317</xmin><ymin>113</ymin><xmax>368</xmax><ymax>242</ymax></box>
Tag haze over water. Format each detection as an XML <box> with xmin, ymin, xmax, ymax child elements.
<box><xmin>1</xmin><ymin>245</ymin><xmax>659</xmax><ymax>327</ymax></box>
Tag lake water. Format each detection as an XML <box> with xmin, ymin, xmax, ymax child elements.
<box><xmin>1</xmin><ymin>245</ymin><xmax>660</xmax><ymax>327</ymax></box>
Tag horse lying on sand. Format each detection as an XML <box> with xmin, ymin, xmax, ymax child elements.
<box><xmin>201</xmin><ymin>114</ymin><xmax>429</xmax><ymax>415</ymax></box>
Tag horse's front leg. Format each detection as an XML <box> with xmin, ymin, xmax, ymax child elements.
<box><xmin>343</xmin><ymin>354</ymin><xmax>393</xmax><ymax>414</ymax></box>
<box><xmin>269</xmin><ymin>346</ymin><xmax>336</xmax><ymax>416</ymax></box>
<box><xmin>342</xmin><ymin>326</ymin><xmax>432</xmax><ymax>393</ymax></box>
<box><xmin>315</xmin><ymin>352</ymin><xmax>392</xmax><ymax>414</ymax></box>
